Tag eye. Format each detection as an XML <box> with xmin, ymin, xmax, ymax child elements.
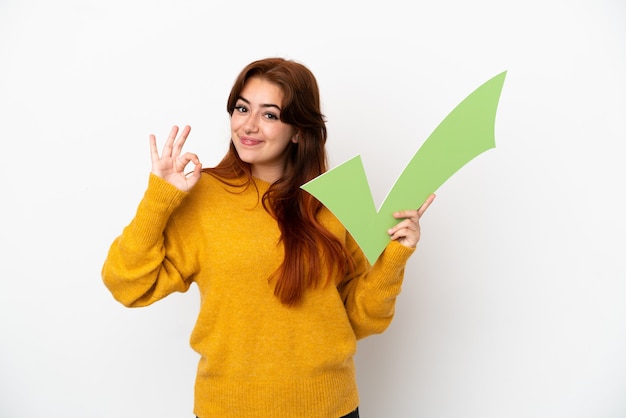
<box><xmin>264</xmin><ymin>112</ymin><xmax>279</xmax><ymax>120</ymax></box>
<box><xmin>234</xmin><ymin>105</ymin><xmax>248</xmax><ymax>114</ymax></box>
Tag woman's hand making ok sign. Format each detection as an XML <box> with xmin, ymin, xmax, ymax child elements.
<box><xmin>149</xmin><ymin>125</ymin><xmax>202</xmax><ymax>192</ymax></box>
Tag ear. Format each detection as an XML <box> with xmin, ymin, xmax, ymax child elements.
<box><xmin>291</xmin><ymin>131</ymin><xmax>300</xmax><ymax>143</ymax></box>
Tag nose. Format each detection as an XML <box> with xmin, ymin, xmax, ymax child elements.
<box><xmin>243</xmin><ymin>115</ymin><xmax>259</xmax><ymax>135</ymax></box>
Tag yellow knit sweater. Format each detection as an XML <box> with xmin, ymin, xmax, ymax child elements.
<box><xmin>102</xmin><ymin>173</ymin><xmax>415</xmax><ymax>418</ymax></box>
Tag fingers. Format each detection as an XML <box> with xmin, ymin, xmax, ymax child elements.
<box><xmin>178</xmin><ymin>151</ymin><xmax>202</xmax><ymax>171</ymax></box>
<box><xmin>150</xmin><ymin>125</ymin><xmax>192</xmax><ymax>159</ymax></box>
<box><xmin>158</xmin><ymin>125</ymin><xmax>179</xmax><ymax>158</ymax></box>
<box><xmin>387</xmin><ymin>194</ymin><xmax>436</xmax><ymax>248</ymax></box>
<box><xmin>171</xmin><ymin>125</ymin><xmax>191</xmax><ymax>157</ymax></box>
<box><xmin>418</xmin><ymin>193</ymin><xmax>436</xmax><ymax>217</ymax></box>
<box><xmin>387</xmin><ymin>218</ymin><xmax>417</xmax><ymax>237</ymax></box>
<box><xmin>157</xmin><ymin>125</ymin><xmax>191</xmax><ymax>156</ymax></box>
<box><xmin>149</xmin><ymin>134</ymin><xmax>159</xmax><ymax>163</ymax></box>
<box><xmin>387</xmin><ymin>211</ymin><xmax>418</xmax><ymax>239</ymax></box>
<box><xmin>387</xmin><ymin>219</ymin><xmax>419</xmax><ymax>248</ymax></box>
<box><xmin>393</xmin><ymin>209</ymin><xmax>420</xmax><ymax>220</ymax></box>
<box><xmin>185</xmin><ymin>153</ymin><xmax>204</xmax><ymax>180</ymax></box>
<box><xmin>391</xmin><ymin>194</ymin><xmax>435</xmax><ymax>221</ymax></box>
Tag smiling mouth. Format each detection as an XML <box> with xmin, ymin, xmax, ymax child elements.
<box><xmin>240</xmin><ymin>136</ymin><xmax>262</xmax><ymax>146</ymax></box>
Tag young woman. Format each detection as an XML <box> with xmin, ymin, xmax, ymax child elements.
<box><xmin>102</xmin><ymin>57</ymin><xmax>434</xmax><ymax>418</ymax></box>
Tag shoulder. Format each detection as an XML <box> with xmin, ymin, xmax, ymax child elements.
<box><xmin>318</xmin><ymin>206</ymin><xmax>348</xmax><ymax>241</ymax></box>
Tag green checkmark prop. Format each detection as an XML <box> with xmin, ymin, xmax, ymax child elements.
<box><xmin>301</xmin><ymin>71</ymin><xmax>507</xmax><ymax>264</ymax></box>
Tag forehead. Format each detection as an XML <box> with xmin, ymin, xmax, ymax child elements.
<box><xmin>240</xmin><ymin>77</ymin><xmax>285</xmax><ymax>104</ymax></box>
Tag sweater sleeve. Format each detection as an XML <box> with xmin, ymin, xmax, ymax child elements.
<box><xmin>338</xmin><ymin>235</ymin><xmax>415</xmax><ymax>340</ymax></box>
<box><xmin>101</xmin><ymin>174</ymin><xmax>197</xmax><ymax>307</ymax></box>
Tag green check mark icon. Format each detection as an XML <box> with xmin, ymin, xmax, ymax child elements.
<box><xmin>301</xmin><ymin>71</ymin><xmax>507</xmax><ymax>264</ymax></box>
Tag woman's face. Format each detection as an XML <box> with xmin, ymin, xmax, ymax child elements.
<box><xmin>230</xmin><ymin>77</ymin><xmax>297</xmax><ymax>182</ymax></box>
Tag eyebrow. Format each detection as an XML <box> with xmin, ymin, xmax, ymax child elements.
<box><xmin>237</xmin><ymin>95</ymin><xmax>282</xmax><ymax>111</ymax></box>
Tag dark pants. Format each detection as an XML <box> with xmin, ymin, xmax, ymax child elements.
<box><xmin>342</xmin><ymin>407</ymin><xmax>360</xmax><ymax>417</ymax></box>
<box><xmin>196</xmin><ymin>407</ymin><xmax>359</xmax><ymax>418</ymax></box>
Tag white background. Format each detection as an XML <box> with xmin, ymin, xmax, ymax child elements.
<box><xmin>1</xmin><ymin>1</ymin><xmax>625</xmax><ymax>417</ymax></box>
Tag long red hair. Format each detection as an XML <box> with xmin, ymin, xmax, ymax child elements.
<box><xmin>203</xmin><ymin>57</ymin><xmax>354</xmax><ymax>306</ymax></box>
